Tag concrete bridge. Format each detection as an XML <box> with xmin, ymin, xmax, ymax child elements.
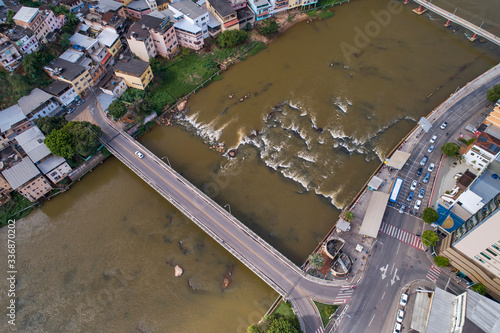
<box><xmin>409</xmin><ymin>0</ymin><xmax>500</xmax><ymax>46</ymax></box>
<box><xmin>91</xmin><ymin>104</ymin><xmax>345</xmax><ymax>333</ymax></box>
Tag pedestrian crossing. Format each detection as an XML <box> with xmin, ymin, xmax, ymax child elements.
<box><xmin>333</xmin><ymin>285</ymin><xmax>355</xmax><ymax>305</ymax></box>
<box><xmin>426</xmin><ymin>265</ymin><xmax>441</xmax><ymax>283</ymax></box>
<box><xmin>379</xmin><ymin>222</ymin><xmax>426</xmax><ymax>251</ymax></box>
<box><xmin>314</xmin><ymin>327</ymin><xmax>324</xmax><ymax>333</ymax></box>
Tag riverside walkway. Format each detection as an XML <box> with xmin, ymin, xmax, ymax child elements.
<box><xmin>91</xmin><ymin>104</ymin><xmax>341</xmax><ymax>333</ymax></box>
<box><xmin>411</xmin><ymin>0</ymin><xmax>500</xmax><ymax>46</ymax></box>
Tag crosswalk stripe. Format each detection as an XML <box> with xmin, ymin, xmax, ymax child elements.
<box><xmin>379</xmin><ymin>223</ymin><xmax>425</xmax><ymax>251</ymax></box>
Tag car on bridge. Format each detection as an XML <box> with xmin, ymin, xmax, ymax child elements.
<box><xmin>135</xmin><ymin>151</ymin><xmax>144</xmax><ymax>159</ymax></box>
<box><xmin>410</xmin><ymin>180</ymin><xmax>417</xmax><ymax>190</ymax></box>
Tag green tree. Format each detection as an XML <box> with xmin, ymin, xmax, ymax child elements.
<box><xmin>258</xmin><ymin>20</ymin><xmax>279</xmax><ymax>38</ymax></box>
<box><xmin>21</xmin><ymin>51</ymin><xmax>52</xmax><ymax>85</ymax></box>
<box><xmin>309</xmin><ymin>253</ymin><xmax>325</xmax><ymax>270</ymax></box>
<box><xmin>422</xmin><ymin>207</ymin><xmax>439</xmax><ymax>224</ymax></box>
<box><xmin>108</xmin><ymin>100</ymin><xmax>128</xmax><ymax>120</ymax></box>
<box><xmin>487</xmin><ymin>84</ymin><xmax>500</xmax><ymax>103</ymax></box>
<box><xmin>421</xmin><ymin>230</ymin><xmax>439</xmax><ymax>247</ymax></box>
<box><xmin>441</xmin><ymin>142</ymin><xmax>460</xmax><ymax>157</ymax></box>
<box><xmin>434</xmin><ymin>256</ymin><xmax>450</xmax><ymax>267</ymax></box>
<box><xmin>472</xmin><ymin>283</ymin><xmax>487</xmax><ymax>295</ymax></box>
<box><xmin>50</xmin><ymin>5</ymin><xmax>69</xmax><ymax>15</ymax></box>
<box><xmin>267</xmin><ymin>317</ymin><xmax>299</xmax><ymax>333</ymax></box>
<box><xmin>63</xmin><ymin>121</ymin><xmax>102</xmax><ymax>157</ymax></box>
<box><xmin>63</xmin><ymin>11</ymin><xmax>79</xmax><ymax>34</ymax></box>
<box><xmin>244</xmin><ymin>22</ymin><xmax>253</xmax><ymax>32</ymax></box>
<box><xmin>60</xmin><ymin>33</ymin><xmax>72</xmax><ymax>50</ymax></box>
<box><xmin>343</xmin><ymin>210</ymin><xmax>354</xmax><ymax>222</ymax></box>
<box><xmin>34</xmin><ymin>116</ymin><xmax>68</xmax><ymax>135</ymax></box>
<box><xmin>120</xmin><ymin>88</ymin><xmax>146</xmax><ymax>103</ymax></box>
<box><xmin>44</xmin><ymin>129</ymin><xmax>75</xmax><ymax>159</ymax></box>
<box><xmin>217</xmin><ymin>30</ymin><xmax>248</xmax><ymax>48</ymax></box>
<box><xmin>7</xmin><ymin>9</ymin><xmax>15</xmax><ymax>24</ymax></box>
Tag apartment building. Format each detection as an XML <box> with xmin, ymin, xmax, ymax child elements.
<box><xmin>0</xmin><ymin>104</ymin><xmax>32</xmax><ymax>139</ymax></box>
<box><xmin>97</xmin><ymin>29</ymin><xmax>122</xmax><ymax>57</ymax></box>
<box><xmin>37</xmin><ymin>155</ymin><xmax>72</xmax><ymax>184</ymax></box>
<box><xmin>247</xmin><ymin>0</ymin><xmax>271</xmax><ymax>21</ymax></box>
<box><xmin>69</xmin><ymin>33</ymin><xmax>111</xmax><ymax>65</ymax></box>
<box><xmin>440</xmin><ymin>192</ymin><xmax>500</xmax><ymax>299</ymax></box>
<box><xmin>94</xmin><ymin>0</ymin><xmax>127</xmax><ymax>19</ymax></box>
<box><xmin>126</xmin><ymin>0</ymin><xmax>152</xmax><ymax>20</ymax></box>
<box><xmin>2</xmin><ymin>158</ymin><xmax>51</xmax><ymax>202</ymax></box>
<box><xmin>114</xmin><ymin>58</ymin><xmax>153</xmax><ymax>90</ymax></box>
<box><xmin>43</xmin><ymin>81</ymin><xmax>78</xmax><ymax>106</ymax></box>
<box><xmin>206</xmin><ymin>0</ymin><xmax>239</xmax><ymax>31</ymax></box>
<box><xmin>17</xmin><ymin>88</ymin><xmax>60</xmax><ymax>120</ymax></box>
<box><xmin>170</xmin><ymin>0</ymin><xmax>210</xmax><ymax>39</ymax></box>
<box><xmin>270</xmin><ymin>0</ymin><xmax>288</xmax><ymax>14</ymax></box>
<box><xmin>100</xmin><ymin>76</ymin><xmax>128</xmax><ymax>98</ymax></box>
<box><xmin>0</xmin><ymin>174</ymin><xmax>13</xmax><ymax>205</ymax></box>
<box><xmin>58</xmin><ymin>48</ymin><xmax>106</xmax><ymax>87</ymax></box>
<box><xmin>44</xmin><ymin>58</ymin><xmax>93</xmax><ymax>96</ymax></box>
<box><xmin>126</xmin><ymin>22</ymin><xmax>156</xmax><ymax>61</ymax></box>
<box><xmin>42</xmin><ymin>9</ymin><xmax>65</xmax><ymax>32</ymax></box>
<box><xmin>60</xmin><ymin>0</ymin><xmax>85</xmax><ymax>13</ymax></box>
<box><xmin>463</xmin><ymin>132</ymin><xmax>500</xmax><ymax>174</ymax></box>
<box><xmin>161</xmin><ymin>9</ymin><xmax>204</xmax><ymax>51</ymax></box>
<box><xmin>13</xmin><ymin>7</ymin><xmax>50</xmax><ymax>43</ymax></box>
<box><xmin>83</xmin><ymin>10</ymin><xmax>126</xmax><ymax>34</ymax></box>
<box><xmin>0</xmin><ymin>26</ymin><xmax>39</xmax><ymax>55</ymax></box>
<box><xmin>288</xmin><ymin>0</ymin><xmax>317</xmax><ymax>10</ymax></box>
<box><xmin>0</xmin><ymin>39</ymin><xmax>22</xmax><ymax>71</ymax></box>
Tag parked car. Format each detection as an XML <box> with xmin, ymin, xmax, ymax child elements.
<box><xmin>400</xmin><ymin>293</ymin><xmax>408</xmax><ymax>306</ymax></box>
<box><xmin>414</xmin><ymin>200</ymin><xmax>421</xmax><ymax>210</ymax></box>
<box><xmin>430</xmin><ymin>135</ymin><xmax>437</xmax><ymax>143</ymax></box>
<box><xmin>394</xmin><ymin>322</ymin><xmax>402</xmax><ymax>333</ymax></box>
<box><xmin>399</xmin><ymin>204</ymin><xmax>406</xmax><ymax>214</ymax></box>
<box><xmin>419</xmin><ymin>188</ymin><xmax>425</xmax><ymax>198</ymax></box>
<box><xmin>67</xmin><ymin>107</ymin><xmax>76</xmax><ymax>114</ymax></box>
<box><xmin>423</xmin><ymin>172</ymin><xmax>431</xmax><ymax>183</ymax></box>
<box><xmin>76</xmin><ymin>99</ymin><xmax>85</xmax><ymax>106</ymax></box>
<box><xmin>427</xmin><ymin>145</ymin><xmax>434</xmax><ymax>153</ymax></box>
<box><xmin>134</xmin><ymin>151</ymin><xmax>144</xmax><ymax>159</ymax></box>
<box><xmin>440</xmin><ymin>121</ymin><xmax>448</xmax><ymax>130</ymax></box>
<box><xmin>407</xmin><ymin>192</ymin><xmax>414</xmax><ymax>202</ymax></box>
<box><xmin>396</xmin><ymin>309</ymin><xmax>404</xmax><ymax>323</ymax></box>
<box><xmin>420</xmin><ymin>156</ymin><xmax>428</xmax><ymax>166</ymax></box>
<box><xmin>410</xmin><ymin>180</ymin><xmax>417</xmax><ymax>190</ymax></box>
<box><xmin>428</xmin><ymin>163</ymin><xmax>435</xmax><ymax>172</ymax></box>
<box><xmin>416</xmin><ymin>167</ymin><xmax>423</xmax><ymax>176</ymax></box>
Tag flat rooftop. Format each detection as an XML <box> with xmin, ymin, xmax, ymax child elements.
<box><xmin>207</xmin><ymin>0</ymin><xmax>235</xmax><ymax>17</ymax></box>
<box><xmin>114</xmin><ymin>58</ymin><xmax>149</xmax><ymax>77</ymax></box>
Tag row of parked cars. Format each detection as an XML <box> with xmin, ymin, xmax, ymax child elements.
<box><xmin>393</xmin><ymin>293</ymin><xmax>409</xmax><ymax>333</ymax></box>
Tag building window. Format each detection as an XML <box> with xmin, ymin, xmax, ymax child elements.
<box><xmin>486</xmin><ymin>248</ymin><xmax>498</xmax><ymax>256</ymax></box>
<box><xmin>481</xmin><ymin>252</ymin><xmax>492</xmax><ymax>260</ymax></box>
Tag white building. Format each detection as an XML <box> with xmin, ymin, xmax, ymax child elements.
<box><xmin>100</xmin><ymin>76</ymin><xmax>127</xmax><ymax>98</ymax></box>
<box><xmin>0</xmin><ymin>26</ymin><xmax>39</xmax><ymax>55</ymax></box>
<box><xmin>463</xmin><ymin>133</ymin><xmax>500</xmax><ymax>174</ymax></box>
<box><xmin>43</xmin><ymin>81</ymin><xmax>78</xmax><ymax>106</ymax></box>
<box><xmin>169</xmin><ymin>0</ymin><xmax>210</xmax><ymax>39</ymax></box>
<box><xmin>17</xmin><ymin>88</ymin><xmax>60</xmax><ymax>120</ymax></box>
<box><xmin>37</xmin><ymin>155</ymin><xmax>72</xmax><ymax>184</ymax></box>
<box><xmin>69</xmin><ymin>33</ymin><xmax>109</xmax><ymax>65</ymax></box>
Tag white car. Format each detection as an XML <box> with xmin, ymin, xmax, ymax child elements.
<box><xmin>430</xmin><ymin>135</ymin><xmax>437</xmax><ymax>143</ymax></box>
<box><xmin>414</xmin><ymin>200</ymin><xmax>421</xmax><ymax>210</ymax></box>
<box><xmin>399</xmin><ymin>204</ymin><xmax>406</xmax><ymax>214</ymax></box>
<box><xmin>135</xmin><ymin>151</ymin><xmax>144</xmax><ymax>159</ymax></box>
<box><xmin>400</xmin><ymin>293</ymin><xmax>408</xmax><ymax>306</ymax></box>
<box><xmin>440</xmin><ymin>122</ymin><xmax>448</xmax><ymax>130</ymax></box>
<box><xmin>396</xmin><ymin>309</ymin><xmax>404</xmax><ymax>323</ymax></box>
<box><xmin>427</xmin><ymin>145</ymin><xmax>434</xmax><ymax>153</ymax></box>
<box><xmin>410</xmin><ymin>180</ymin><xmax>417</xmax><ymax>190</ymax></box>
<box><xmin>393</xmin><ymin>322</ymin><xmax>402</xmax><ymax>333</ymax></box>
<box><xmin>428</xmin><ymin>163</ymin><xmax>435</xmax><ymax>172</ymax></box>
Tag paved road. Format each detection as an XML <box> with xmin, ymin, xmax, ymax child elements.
<box><xmin>90</xmin><ymin>102</ymin><xmax>341</xmax><ymax>333</ymax></box>
<box><xmin>336</xmin><ymin>65</ymin><xmax>500</xmax><ymax>332</ymax></box>
<box><xmin>412</xmin><ymin>0</ymin><xmax>500</xmax><ymax>46</ymax></box>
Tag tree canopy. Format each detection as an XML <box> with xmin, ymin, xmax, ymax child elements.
<box><xmin>247</xmin><ymin>314</ymin><xmax>299</xmax><ymax>333</ymax></box>
<box><xmin>472</xmin><ymin>283</ymin><xmax>487</xmax><ymax>295</ymax></box>
<box><xmin>309</xmin><ymin>253</ymin><xmax>325</xmax><ymax>270</ymax></box>
<box><xmin>487</xmin><ymin>84</ymin><xmax>500</xmax><ymax>103</ymax></box>
<box><xmin>21</xmin><ymin>51</ymin><xmax>53</xmax><ymax>85</ymax></box>
<box><xmin>344</xmin><ymin>210</ymin><xmax>354</xmax><ymax>222</ymax></box>
<box><xmin>60</xmin><ymin>32</ymin><xmax>72</xmax><ymax>50</ymax></box>
<box><xmin>421</xmin><ymin>230</ymin><xmax>439</xmax><ymax>247</ymax></box>
<box><xmin>217</xmin><ymin>30</ymin><xmax>248</xmax><ymax>48</ymax></box>
<box><xmin>108</xmin><ymin>100</ymin><xmax>128</xmax><ymax>120</ymax></box>
<box><xmin>44</xmin><ymin>121</ymin><xmax>102</xmax><ymax>158</ymax></box>
<box><xmin>266</xmin><ymin>317</ymin><xmax>299</xmax><ymax>333</ymax></box>
<box><xmin>422</xmin><ymin>207</ymin><xmax>439</xmax><ymax>224</ymax></box>
<box><xmin>44</xmin><ymin>129</ymin><xmax>75</xmax><ymax>159</ymax></box>
<box><xmin>34</xmin><ymin>116</ymin><xmax>67</xmax><ymax>135</ymax></box>
<box><xmin>258</xmin><ymin>20</ymin><xmax>280</xmax><ymax>38</ymax></box>
<box><xmin>434</xmin><ymin>256</ymin><xmax>450</xmax><ymax>267</ymax></box>
<box><xmin>441</xmin><ymin>142</ymin><xmax>460</xmax><ymax>157</ymax></box>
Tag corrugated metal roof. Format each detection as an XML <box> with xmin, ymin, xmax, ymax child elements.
<box><xmin>97</xmin><ymin>29</ymin><xmax>119</xmax><ymax>47</ymax></box>
<box><xmin>17</xmin><ymin>88</ymin><xmax>54</xmax><ymax>116</ymax></box>
<box><xmin>386</xmin><ymin>150</ymin><xmax>411</xmax><ymax>170</ymax></box>
<box><xmin>1</xmin><ymin>158</ymin><xmax>40</xmax><ymax>190</ymax></box>
<box><xmin>467</xmin><ymin>289</ymin><xmax>500</xmax><ymax>333</ymax></box>
<box><xmin>426</xmin><ymin>288</ymin><xmax>456</xmax><ymax>333</ymax></box>
<box><xmin>0</xmin><ymin>104</ymin><xmax>26</xmax><ymax>133</ymax></box>
<box><xmin>359</xmin><ymin>191</ymin><xmax>390</xmax><ymax>238</ymax></box>
<box><xmin>16</xmin><ymin>127</ymin><xmax>51</xmax><ymax>163</ymax></box>
<box><xmin>410</xmin><ymin>291</ymin><xmax>433</xmax><ymax>332</ymax></box>
<box><xmin>13</xmin><ymin>6</ymin><xmax>39</xmax><ymax>23</ymax></box>
<box><xmin>37</xmin><ymin>155</ymin><xmax>66</xmax><ymax>174</ymax></box>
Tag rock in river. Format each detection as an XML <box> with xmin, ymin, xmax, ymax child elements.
<box><xmin>174</xmin><ymin>265</ymin><xmax>183</xmax><ymax>277</ymax></box>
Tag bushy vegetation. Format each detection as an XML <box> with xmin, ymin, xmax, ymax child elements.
<box><xmin>422</xmin><ymin>207</ymin><xmax>439</xmax><ymax>224</ymax></box>
<box><xmin>487</xmin><ymin>84</ymin><xmax>500</xmax><ymax>103</ymax></box>
<box><xmin>309</xmin><ymin>253</ymin><xmax>325</xmax><ymax>270</ymax></box>
<box><xmin>472</xmin><ymin>283</ymin><xmax>487</xmax><ymax>295</ymax></box>
<box><xmin>434</xmin><ymin>256</ymin><xmax>450</xmax><ymax>267</ymax></box>
<box><xmin>0</xmin><ymin>193</ymin><xmax>37</xmax><ymax>226</ymax></box>
<box><xmin>441</xmin><ymin>142</ymin><xmax>460</xmax><ymax>157</ymax></box>
<box><xmin>217</xmin><ymin>30</ymin><xmax>249</xmax><ymax>48</ymax></box>
<box><xmin>44</xmin><ymin>120</ymin><xmax>102</xmax><ymax>159</ymax></box>
<box><xmin>34</xmin><ymin>116</ymin><xmax>68</xmax><ymax>135</ymax></box>
<box><xmin>108</xmin><ymin>100</ymin><xmax>128</xmax><ymax>120</ymax></box>
<box><xmin>248</xmin><ymin>301</ymin><xmax>300</xmax><ymax>333</ymax></box>
<box><xmin>318</xmin><ymin>10</ymin><xmax>335</xmax><ymax>19</ymax></box>
<box><xmin>314</xmin><ymin>301</ymin><xmax>338</xmax><ymax>326</ymax></box>
<box><xmin>258</xmin><ymin>20</ymin><xmax>280</xmax><ymax>38</ymax></box>
<box><xmin>421</xmin><ymin>230</ymin><xmax>439</xmax><ymax>247</ymax></box>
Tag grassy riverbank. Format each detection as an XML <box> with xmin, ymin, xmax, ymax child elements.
<box><xmin>0</xmin><ymin>193</ymin><xmax>38</xmax><ymax>225</ymax></box>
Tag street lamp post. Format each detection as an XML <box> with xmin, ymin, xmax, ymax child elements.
<box><xmin>224</xmin><ymin>204</ymin><xmax>231</xmax><ymax>215</ymax></box>
<box><xmin>161</xmin><ymin>156</ymin><xmax>171</xmax><ymax>167</ymax></box>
